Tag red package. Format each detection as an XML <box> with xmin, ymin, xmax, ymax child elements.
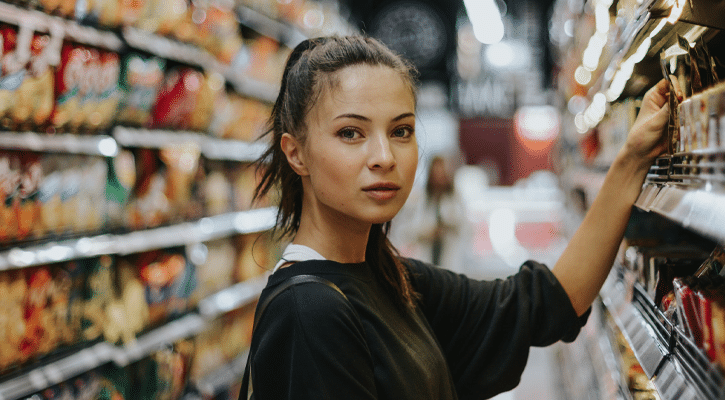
<box><xmin>151</xmin><ymin>67</ymin><xmax>203</xmax><ymax>130</ymax></box>
<box><xmin>700</xmin><ymin>291</ymin><xmax>717</xmax><ymax>361</ymax></box>
<box><xmin>674</xmin><ymin>278</ymin><xmax>704</xmax><ymax>347</ymax></box>
<box><xmin>21</xmin><ymin>266</ymin><xmax>54</xmax><ymax>361</ymax></box>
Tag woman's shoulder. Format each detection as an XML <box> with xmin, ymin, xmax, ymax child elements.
<box><xmin>259</xmin><ymin>275</ymin><xmax>358</xmax><ymax>328</ymax></box>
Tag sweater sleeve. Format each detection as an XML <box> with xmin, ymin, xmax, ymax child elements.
<box><xmin>249</xmin><ymin>282</ymin><xmax>377</xmax><ymax>400</ymax></box>
<box><xmin>406</xmin><ymin>258</ymin><xmax>590</xmax><ymax>399</ymax></box>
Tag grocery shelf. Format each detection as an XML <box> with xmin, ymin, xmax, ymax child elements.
<box><xmin>112</xmin><ymin>126</ymin><xmax>267</xmax><ymax>162</ymax></box>
<box><xmin>236</xmin><ymin>5</ymin><xmax>307</xmax><ymax>49</ymax></box>
<box><xmin>121</xmin><ymin>26</ymin><xmax>214</xmax><ymax>70</ymax></box>
<box><xmin>112</xmin><ymin>314</ymin><xmax>206</xmax><ymax>367</ymax></box>
<box><xmin>0</xmin><ymin>2</ymin><xmax>122</xmax><ymax>51</ymax></box>
<box><xmin>635</xmin><ymin>183</ymin><xmax>725</xmax><ymax>245</ymax></box>
<box><xmin>649</xmin><ymin>0</ymin><xmax>725</xmax><ymax>30</ymax></box>
<box><xmin>600</xmin><ymin>267</ymin><xmax>725</xmax><ymax>400</ymax></box>
<box><xmin>192</xmin><ymin>350</ymin><xmax>249</xmax><ymax>397</ymax></box>
<box><xmin>198</xmin><ymin>274</ymin><xmax>267</xmax><ymax>319</ymax></box>
<box><xmin>0</xmin><ymin>341</ymin><xmax>115</xmax><ymax>400</ymax></box>
<box><xmin>0</xmin><ymin>132</ymin><xmax>119</xmax><ymax>157</ymax></box>
<box><xmin>120</xmin><ymin>27</ymin><xmax>279</xmax><ymax>103</ymax></box>
<box><xmin>0</xmin><ymin>207</ymin><xmax>277</xmax><ymax>270</ymax></box>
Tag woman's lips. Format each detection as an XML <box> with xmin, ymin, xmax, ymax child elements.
<box><xmin>363</xmin><ymin>183</ymin><xmax>400</xmax><ymax>200</ymax></box>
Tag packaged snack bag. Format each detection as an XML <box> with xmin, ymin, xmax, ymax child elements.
<box><xmin>674</xmin><ymin>277</ymin><xmax>704</xmax><ymax>346</ymax></box>
<box><xmin>160</xmin><ymin>143</ymin><xmax>201</xmax><ymax>220</ymax></box>
<box><xmin>16</xmin><ymin>152</ymin><xmax>42</xmax><ymax>240</ymax></box>
<box><xmin>90</xmin><ymin>50</ymin><xmax>121</xmax><ymax>131</ymax></box>
<box><xmin>75</xmin><ymin>47</ymin><xmax>101</xmax><ymax>131</ymax></box>
<box><xmin>1</xmin><ymin>25</ymin><xmax>29</xmax><ymax>128</ymax></box>
<box><xmin>116</xmin><ymin>53</ymin><xmax>165</xmax><ymax>126</ymax></box>
<box><xmin>21</xmin><ymin>266</ymin><xmax>56</xmax><ymax>361</ymax></box>
<box><xmin>81</xmin><ymin>255</ymin><xmax>114</xmax><ymax>341</ymax></box>
<box><xmin>51</xmin><ymin>42</ymin><xmax>86</xmax><ymax>131</ymax></box>
<box><xmin>151</xmin><ymin>67</ymin><xmax>203</xmax><ymax>130</ymax></box>
<box><xmin>11</xmin><ymin>33</ymin><xmax>57</xmax><ymax>130</ymax></box>
<box><xmin>0</xmin><ymin>270</ymin><xmax>27</xmax><ymax>371</ymax></box>
<box><xmin>105</xmin><ymin>149</ymin><xmax>136</xmax><ymax>229</ymax></box>
<box><xmin>189</xmin><ymin>72</ymin><xmax>224</xmax><ymax>132</ymax></box>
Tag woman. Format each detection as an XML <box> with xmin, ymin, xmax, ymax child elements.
<box><xmin>244</xmin><ymin>36</ymin><xmax>670</xmax><ymax>399</ymax></box>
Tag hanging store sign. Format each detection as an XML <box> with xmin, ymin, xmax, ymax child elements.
<box><xmin>456</xmin><ymin>78</ymin><xmax>515</xmax><ymax>117</ymax></box>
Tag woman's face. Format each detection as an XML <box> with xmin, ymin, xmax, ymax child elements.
<box><xmin>298</xmin><ymin>64</ymin><xmax>418</xmax><ymax>226</ymax></box>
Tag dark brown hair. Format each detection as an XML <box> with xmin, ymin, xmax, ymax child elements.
<box><xmin>254</xmin><ymin>36</ymin><xmax>419</xmax><ymax>308</ymax></box>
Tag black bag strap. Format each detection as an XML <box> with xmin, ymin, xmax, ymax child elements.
<box><xmin>239</xmin><ymin>274</ymin><xmax>348</xmax><ymax>399</ymax></box>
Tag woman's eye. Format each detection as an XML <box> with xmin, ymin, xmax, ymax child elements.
<box><xmin>339</xmin><ymin>128</ymin><xmax>360</xmax><ymax>140</ymax></box>
<box><xmin>392</xmin><ymin>126</ymin><xmax>414</xmax><ymax>138</ymax></box>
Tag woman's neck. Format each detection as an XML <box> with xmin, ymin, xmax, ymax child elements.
<box><xmin>294</xmin><ymin>205</ymin><xmax>370</xmax><ymax>264</ymax></box>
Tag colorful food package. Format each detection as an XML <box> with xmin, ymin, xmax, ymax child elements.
<box><xmin>127</xmin><ymin>148</ymin><xmax>169</xmax><ymax>229</ymax></box>
<box><xmin>116</xmin><ymin>53</ymin><xmax>165</xmax><ymax>127</ymax></box>
<box><xmin>138</xmin><ymin>250</ymin><xmax>197</xmax><ymax>326</ymax></box>
<box><xmin>0</xmin><ymin>270</ymin><xmax>28</xmax><ymax>372</ymax></box>
<box><xmin>21</xmin><ymin>266</ymin><xmax>56</xmax><ymax>361</ymax></box>
<box><xmin>51</xmin><ymin>42</ymin><xmax>86</xmax><ymax>131</ymax></box>
<box><xmin>135</xmin><ymin>0</ymin><xmax>189</xmax><ymax>37</ymax></box>
<box><xmin>16</xmin><ymin>152</ymin><xmax>43</xmax><ymax>240</ymax></box>
<box><xmin>150</xmin><ymin>67</ymin><xmax>222</xmax><ymax>132</ymax></box>
<box><xmin>10</xmin><ymin>32</ymin><xmax>58</xmax><ymax>130</ymax></box>
<box><xmin>674</xmin><ymin>278</ymin><xmax>704</xmax><ymax>347</ymax></box>
<box><xmin>74</xmin><ymin>47</ymin><xmax>101</xmax><ymax>131</ymax></box>
<box><xmin>160</xmin><ymin>143</ymin><xmax>202</xmax><ymax>220</ymax></box>
<box><xmin>105</xmin><ymin>149</ymin><xmax>136</xmax><ymax>229</ymax></box>
<box><xmin>90</xmin><ymin>50</ymin><xmax>121</xmax><ymax>131</ymax></box>
<box><xmin>103</xmin><ymin>258</ymin><xmax>149</xmax><ymax>345</ymax></box>
<box><xmin>189</xmin><ymin>72</ymin><xmax>225</xmax><ymax>132</ymax></box>
<box><xmin>38</xmin><ymin>154</ymin><xmax>64</xmax><ymax>238</ymax></box>
<box><xmin>151</xmin><ymin>340</ymin><xmax>193</xmax><ymax>400</ymax></box>
<box><xmin>192</xmin><ymin>2</ymin><xmax>243</xmax><ymax>64</ymax></box>
<box><xmin>81</xmin><ymin>255</ymin><xmax>115</xmax><ymax>341</ymax></box>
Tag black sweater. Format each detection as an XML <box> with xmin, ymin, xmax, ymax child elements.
<box><xmin>245</xmin><ymin>258</ymin><xmax>589</xmax><ymax>400</ymax></box>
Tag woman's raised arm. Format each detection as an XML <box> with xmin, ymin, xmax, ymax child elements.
<box><xmin>552</xmin><ymin>79</ymin><xmax>671</xmax><ymax>316</ymax></box>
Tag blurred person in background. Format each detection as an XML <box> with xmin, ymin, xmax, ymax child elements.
<box><xmin>394</xmin><ymin>154</ymin><xmax>465</xmax><ymax>272</ymax></box>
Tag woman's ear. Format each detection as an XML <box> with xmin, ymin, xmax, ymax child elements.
<box><xmin>280</xmin><ymin>133</ymin><xmax>309</xmax><ymax>176</ymax></box>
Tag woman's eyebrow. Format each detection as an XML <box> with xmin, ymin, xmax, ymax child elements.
<box><xmin>334</xmin><ymin>113</ymin><xmax>370</xmax><ymax>121</ymax></box>
<box><xmin>333</xmin><ymin>112</ymin><xmax>415</xmax><ymax>122</ymax></box>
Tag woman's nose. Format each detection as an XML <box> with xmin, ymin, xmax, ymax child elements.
<box><xmin>368</xmin><ymin>135</ymin><xmax>396</xmax><ymax>170</ymax></box>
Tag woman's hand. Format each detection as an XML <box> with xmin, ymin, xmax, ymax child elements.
<box><xmin>622</xmin><ymin>79</ymin><xmax>670</xmax><ymax>164</ymax></box>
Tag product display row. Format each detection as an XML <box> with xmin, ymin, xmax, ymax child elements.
<box><xmin>0</xmin><ymin>229</ymin><xmax>275</xmax><ymax>399</ymax></box>
<box><xmin>552</xmin><ymin>0</ymin><xmax>725</xmax><ymax>398</ymax></box>
<box><xmin>0</xmin><ymin>19</ymin><xmax>275</xmax><ymax>137</ymax></box>
<box><xmin>0</xmin><ymin>145</ymin><xmax>272</xmax><ymax>247</ymax></box>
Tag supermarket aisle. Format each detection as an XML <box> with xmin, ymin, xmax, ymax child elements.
<box><xmin>394</xmin><ymin>169</ymin><xmax>573</xmax><ymax>400</ymax></box>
